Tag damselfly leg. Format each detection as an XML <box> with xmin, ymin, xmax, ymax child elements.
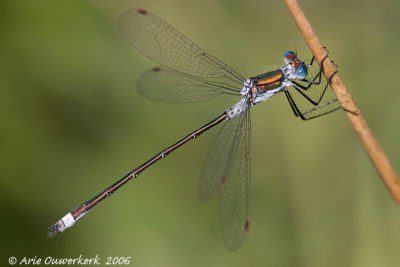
<box><xmin>284</xmin><ymin>51</ymin><xmax>351</xmax><ymax>120</ymax></box>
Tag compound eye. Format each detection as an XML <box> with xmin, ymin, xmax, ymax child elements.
<box><xmin>283</xmin><ymin>51</ymin><xmax>296</xmax><ymax>64</ymax></box>
<box><xmin>295</xmin><ymin>65</ymin><xmax>308</xmax><ymax>80</ymax></box>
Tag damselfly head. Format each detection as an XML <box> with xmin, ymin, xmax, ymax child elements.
<box><xmin>283</xmin><ymin>51</ymin><xmax>308</xmax><ymax>80</ymax></box>
<box><xmin>294</xmin><ymin>64</ymin><xmax>308</xmax><ymax>80</ymax></box>
<box><xmin>283</xmin><ymin>51</ymin><xmax>296</xmax><ymax>65</ymax></box>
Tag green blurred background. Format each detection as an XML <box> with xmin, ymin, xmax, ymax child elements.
<box><xmin>1</xmin><ymin>0</ymin><xmax>399</xmax><ymax>266</ymax></box>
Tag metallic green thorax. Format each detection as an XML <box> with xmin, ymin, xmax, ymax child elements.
<box><xmin>253</xmin><ymin>69</ymin><xmax>284</xmax><ymax>93</ymax></box>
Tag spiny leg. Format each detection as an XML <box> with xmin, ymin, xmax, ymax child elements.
<box><xmin>292</xmin><ymin>65</ymin><xmax>338</xmax><ymax>106</ymax></box>
<box><xmin>285</xmin><ymin>89</ymin><xmax>344</xmax><ymax>121</ymax></box>
<box><xmin>289</xmin><ymin>71</ymin><xmax>358</xmax><ymax>119</ymax></box>
<box><xmin>306</xmin><ymin>46</ymin><xmax>329</xmax><ymax>67</ymax></box>
<box><xmin>298</xmin><ymin>98</ymin><xmax>358</xmax><ymax>120</ymax></box>
<box><xmin>284</xmin><ymin>89</ymin><xmax>307</xmax><ymax>120</ymax></box>
<box><xmin>296</xmin><ymin>46</ymin><xmax>333</xmax><ymax>88</ymax></box>
<box><xmin>289</xmin><ymin>49</ymin><xmax>358</xmax><ymax>118</ymax></box>
<box><xmin>284</xmin><ymin>89</ymin><xmax>301</xmax><ymax>118</ymax></box>
<box><xmin>293</xmin><ymin>62</ymin><xmax>358</xmax><ymax>116</ymax></box>
<box><xmin>284</xmin><ymin>63</ymin><xmax>342</xmax><ymax>121</ymax></box>
<box><xmin>292</xmin><ymin>54</ymin><xmax>330</xmax><ymax>89</ymax></box>
<box><xmin>299</xmin><ymin>99</ymin><xmax>342</xmax><ymax>120</ymax></box>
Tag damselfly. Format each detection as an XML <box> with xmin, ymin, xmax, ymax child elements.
<box><xmin>48</xmin><ymin>9</ymin><xmax>349</xmax><ymax>250</ymax></box>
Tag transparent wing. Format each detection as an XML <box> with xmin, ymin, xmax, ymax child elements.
<box><xmin>137</xmin><ymin>67</ymin><xmax>241</xmax><ymax>103</ymax></box>
<box><xmin>198</xmin><ymin>102</ymin><xmax>251</xmax><ymax>250</ymax></box>
<box><xmin>219</xmin><ymin>109</ymin><xmax>251</xmax><ymax>250</ymax></box>
<box><xmin>119</xmin><ymin>9</ymin><xmax>244</xmax><ymax>86</ymax></box>
<box><xmin>198</xmin><ymin>111</ymin><xmax>245</xmax><ymax>200</ymax></box>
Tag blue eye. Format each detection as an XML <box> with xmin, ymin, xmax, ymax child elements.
<box><xmin>283</xmin><ymin>51</ymin><xmax>296</xmax><ymax>64</ymax></box>
<box><xmin>295</xmin><ymin>65</ymin><xmax>307</xmax><ymax>80</ymax></box>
